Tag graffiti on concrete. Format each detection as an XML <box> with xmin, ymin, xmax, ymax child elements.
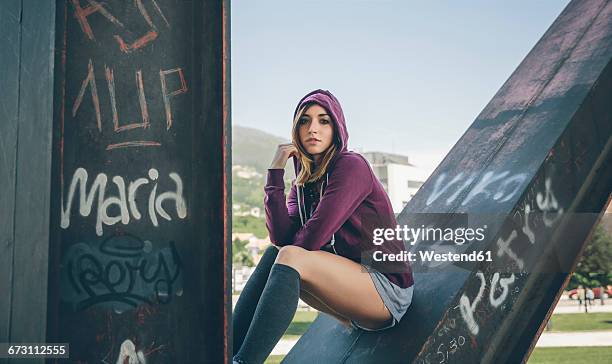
<box><xmin>61</xmin><ymin>233</ymin><xmax>183</xmax><ymax>313</ymax></box>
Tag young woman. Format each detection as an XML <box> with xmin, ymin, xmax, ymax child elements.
<box><xmin>232</xmin><ymin>89</ymin><xmax>414</xmax><ymax>364</ymax></box>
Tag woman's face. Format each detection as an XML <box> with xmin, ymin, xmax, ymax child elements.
<box><xmin>298</xmin><ymin>104</ymin><xmax>334</xmax><ymax>162</ymax></box>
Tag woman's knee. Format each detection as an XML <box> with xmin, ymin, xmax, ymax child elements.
<box><xmin>275</xmin><ymin>245</ymin><xmax>307</xmax><ymax>269</ymax></box>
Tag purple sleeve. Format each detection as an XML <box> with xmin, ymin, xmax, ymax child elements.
<box><xmin>292</xmin><ymin>156</ymin><xmax>373</xmax><ymax>251</ymax></box>
<box><xmin>264</xmin><ymin>169</ymin><xmax>301</xmax><ymax>246</ymax></box>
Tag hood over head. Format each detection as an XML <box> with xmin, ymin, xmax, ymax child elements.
<box><xmin>291</xmin><ymin>89</ymin><xmax>349</xmax><ymax>175</ymax></box>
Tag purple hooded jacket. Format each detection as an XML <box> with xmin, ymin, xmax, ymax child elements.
<box><xmin>264</xmin><ymin>89</ymin><xmax>414</xmax><ymax>289</ymax></box>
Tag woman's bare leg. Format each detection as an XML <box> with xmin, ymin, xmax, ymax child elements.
<box><xmin>273</xmin><ymin>246</ymin><xmax>353</xmax><ymax>326</ymax></box>
<box><xmin>299</xmin><ymin>289</ymin><xmax>352</xmax><ymax>328</ymax></box>
<box><xmin>275</xmin><ymin>245</ymin><xmax>393</xmax><ymax>330</ymax></box>
<box><xmin>275</xmin><ymin>246</ymin><xmax>351</xmax><ymax>326</ymax></box>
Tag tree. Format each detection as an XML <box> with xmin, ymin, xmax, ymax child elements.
<box><xmin>568</xmin><ymin>225</ymin><xmax>612</xmax><ymax>289</ymax></box>
<box><xmin>233</xmin><ymin>238</ymin><xmax>254</xmax><ymax>267</ymax></box>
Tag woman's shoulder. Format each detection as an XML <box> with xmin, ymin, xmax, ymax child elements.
<box><xmin>333</xmin><ymin>151</ymin><xmax>372</xmax><ymax>170</ymax></box>
<box><xmin>330</xmin><ymin>151</ymin><xmax>374</xmax><ymax>182</ymax></box>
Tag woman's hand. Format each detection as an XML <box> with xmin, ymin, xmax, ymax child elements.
<box><xmin>270</xmin><ymin>143</ymin><xmax>297</xmax><ymax>169</ymax></box>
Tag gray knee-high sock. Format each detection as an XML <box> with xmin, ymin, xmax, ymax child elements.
<box><xmin>233</xmin><ymin>246</ymin><xmax>279</xmax><ymax>354</ymax></box>
<box><xmin>234</xmin><ymin>263</ymin><xmax>301</xmax><ymax>364</ymax></box>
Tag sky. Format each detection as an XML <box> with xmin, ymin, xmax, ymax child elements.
<box><xmin>231</xmin><ymin>0</ymin><xmax>571</xmax><ymax>174</ymax></box>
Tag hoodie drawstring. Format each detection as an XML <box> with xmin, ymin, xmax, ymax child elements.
<box><xmin>296</xmin><ymin>173</ymin><xmax>337</xmax><ymax>255</ymax></box>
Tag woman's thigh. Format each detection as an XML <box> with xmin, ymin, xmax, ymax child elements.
<box><xmin>299</xmin><ymin>289</ymin><xmax>351</xmax><ymax>327</ymax></box>
<box><xmin>275</xmin><ymin>245</ymin><xmax>392</xmax><ymax>330</ymax></box>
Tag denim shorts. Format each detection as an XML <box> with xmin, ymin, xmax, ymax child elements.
<box><xmin>350</xmin><ymin>266</ymin><xmax>414</xmax><ymax>332</ymax></box>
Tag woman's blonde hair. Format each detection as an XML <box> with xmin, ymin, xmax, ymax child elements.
<box><xmin>292</xmin><ymin>103</ymin><xmax>340</xmax><ymax>186</ymax></box>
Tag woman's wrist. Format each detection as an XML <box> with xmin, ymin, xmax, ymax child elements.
<box><xmin>266</xmin><ymin>169</ymin><xmax>285</xmax><ymax>188</ymax></box>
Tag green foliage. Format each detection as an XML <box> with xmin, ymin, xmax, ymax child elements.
<box><xmin>576</xmin><ymin>225</ymin><xmax>612</xmax><ymax>273</ymax></box>
<box><xmin>233</xmin><ymin>170</ymin><xmax>265</xmax><ymax>208</ymax></box>
<box><xmin>568</xmin><ymin>225</ymin><xmax>612</xmax><ymax>289</ymax></box>
<box><xmin>232</xmin><ymin>238</ymin><xmax>254</xmax><ymax>267</ymax></box>
<box><xmin>231</xmin><ymin>126</ymin><xmax>296</xmax><ymax>244</ymax></box>
<box><xmin>528</xmin><ymin>347</ymin><xmax>612</xmax><ymax>364</ymax></box>
<box><xmin>233</xmin><ymin>215</ymin><xmax>268</xmax><ymax>239</ymax></box>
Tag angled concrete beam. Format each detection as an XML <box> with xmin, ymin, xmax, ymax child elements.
<box><xmin>285</xmin><ymin>1</ymin><xmax>612</xmax><ymax>362</ymax></box>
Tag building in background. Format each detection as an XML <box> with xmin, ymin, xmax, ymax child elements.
<box><xmin>363</xmin><ymin>151</ymin><xmax>429</xmax><ymax>214</ymax></box>
<box><xmin>232</xmin><ymin>205</ymin><xmax>262</xmax><ymax>217</ymax></box>
<box><xmin>232</xmin><ymin>165</ymin><xmax>262</xmax><ymax>179</ymax></box>
<box><xmin>232</xmin><ymin>233</ymin><xmax>272</xmax><ymax>292</ymax></box>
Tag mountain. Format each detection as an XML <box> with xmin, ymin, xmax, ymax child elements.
<box><xmin>232</xmin><ymin>125</ymin><xmax>288</xmax><ymax>173</ymax></box>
